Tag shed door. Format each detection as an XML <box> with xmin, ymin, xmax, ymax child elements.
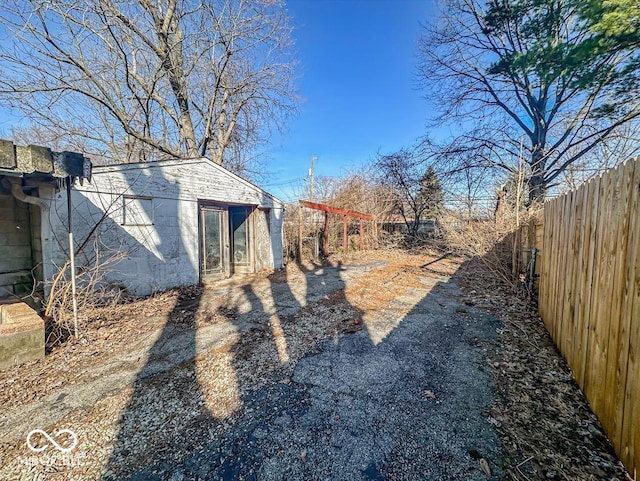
<box><xmin>200</xmin><ymin>206</ymin><xmax>227</xmax><ymax>277</ymax></box>
<box><xmin>229</xmin><ymin>206</ymin><xmax>253</xmax><ymax>274</ymax></box>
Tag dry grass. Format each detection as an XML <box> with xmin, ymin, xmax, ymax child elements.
<box><xmin>436</xmin><ymin>205</ymin><xmax>541</xmax><ymax>290</ymax></box>
<box><xmin>44</xmin><ymin>241</ymin><xmax>129</xmax><ymax>345</ymax></box>
<box><xmin>458</xmin><ymin>258</ymin><xmax>631</xmax><ymax>481</ymax></box>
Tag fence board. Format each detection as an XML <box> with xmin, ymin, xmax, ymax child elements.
<box><xmin>594</xmin><ymin>169</ymin><xmax>617</xmax><ymax>418</ymax></box>
<box><xmin>563</xmin><ymin>190</ymin><xmax>580</xmax><ymax>365</ymax></box>
<box><xmin>577</xmin><ymin>176</ymin><xmax>599</xmax><ymax>389</ymax></box>
<box><xmin>621</xmin><ymin>160</ymin><xmax>640</xmax><ymax>476</ymax></box>
<box><xmin>541</xmin><ymin>202</ymin><xmax>552</xmax><ymax>327</ymax></box>
<box><xmin>584</xmin><ymin>172</ymin><xmax>609</xmax><ymax>411</ymax></box>
<box><xmin>571</xmin><ymin>183</ymin><xmax>588</xmax><ymax>388</ymax></box>
<box><xmin>537</xmin><ymin>157</ymin><xmax>640</xmax><ymax>478</ymax></box>
<box><xmin>605</xmin><ymin>161</ymin><xmax>635</xmax><ymax>447</ymax></box>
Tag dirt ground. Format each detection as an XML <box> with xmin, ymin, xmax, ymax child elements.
<box><xmin>456</xmin><ymin>259</ymin><xmax>631</xmax><ymax>481</ymax></box>
<box><xmin>0</xmin><ymin>250</ymin><xmax>631</xmax><ymax>480</ymax></box>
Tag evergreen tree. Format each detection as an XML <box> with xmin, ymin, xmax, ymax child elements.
<box><xmin>416</xmin><ymin>166</ymin><xmax>444</xmax><ymax>220</ymax></box>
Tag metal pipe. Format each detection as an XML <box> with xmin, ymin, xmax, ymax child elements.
<box><xmin>66</xmin><ymin>178</ymin><xmax>79</xmax><ymax>338</ymax></box>
<box><xmin>5</xmin><ymin>177</ymin><xmax>49</xmax><ymax>211</ymax></box>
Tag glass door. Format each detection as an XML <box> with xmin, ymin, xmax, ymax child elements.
<box><xmin>229</xmin><ymin>206</ymin><xmax>252</xmax><ymax>272</ymax></box>
<box><xmin>201</xmin><ymin>207</ymin><xmax>225</xmax><ymax>276</ymax></box>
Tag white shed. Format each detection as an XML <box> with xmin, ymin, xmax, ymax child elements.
<box><xmin>46</xmin><ymin>158</ymin><xmax>285</xmax><ymax>296</ymax></box>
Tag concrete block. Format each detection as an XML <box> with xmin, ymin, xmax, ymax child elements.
<box><xmin>0</xmin><ymin>220</ymin><xmax>18</xmax><ymax>231</ymax></box>
<box><xmin>13</xmin><ymin>204</ymin><xmax>30</xmax><ymax>222</ymax></box>
<box><xmin>15</xmin><ymin>145</ymin><xmax>53</xmax><ymax>174</ymax></box>
<box><xmin>0</xmin><ymin>207</ymin><xmax>15</xmax><ymax>221</ymax></box>
<box><xmin>0</xmin><ymin>139</ymin><xmax>16</xmax><ymax>169</ymax></box>
<box><xmin>0</xmin><ymin>231</ymin><xmax>30</xmax><ymax>245</ymax></box>
<box><xmin>0</xmin><ymin>216</ymin><xmax>29</xmax><ymax>229</ymax></box>
<box><xmin>15</xmin><ymin>146</ymin><xmax>34</xmax><ymax>173</ymax></box>
<box><xmin>0</xmin><ymin>271</ymin><xmax>32</xmax><ymax>292</ymax></box>
<box><xmin>0</xmin><ymin>217</ymin><xmax>30</xmax><ymax>234</ymax></box>
<box><xmin>6</xmin><ymin>219</ymin><xmax>29</xmax><ymax>235</ymax></box>
<box><xmin>0</xmin><ymin>302</ymin><xmax>44</xmax><ymax>370</ymax></box>
<box><xmin>0</xmin><ymin>244</ymin><xmax>31</xmax><ymax>259</ymax></box>
<box><xmin>0</xmin><ymin>302</ymin><xmax>39</xmax><ymax>325</ymax></box>
<box><xmin>30</xmin><ymin>145</ymin><xmax>54</xmax><ymax>173</ymax></box>
<box><xmin>0</xmin><ymin>257</ymin><xmax>32</xmax><ymax>271</ymax></box>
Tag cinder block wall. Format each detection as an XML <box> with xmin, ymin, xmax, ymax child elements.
<box><xmin>0</xmin><ymin>194</ymin><xmax>34</xmax><ymax>297</ymax></box>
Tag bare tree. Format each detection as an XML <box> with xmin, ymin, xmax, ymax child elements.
<box><xmin>0</xmin><ymin>0</ymin><xmax>298</xmax><ymax>176</ymax></box>
<box><xmin>419</xmin><ymin>0</ymin><xmax>640</xmax><ymax>203</ymax></box>
<box><xmin>330</xmin><ymin>170</ymin><xmax>396</xmax><ymax>220</ymax></box>
<box><xmin>374</xmin><ymin>149</ymin><xmax>442</xmax><ymax>236</ymax></box>
<box><xmin>555</xmin><ymin>121</ymin><xmax>640</xmax><ymax>190</ymax></box>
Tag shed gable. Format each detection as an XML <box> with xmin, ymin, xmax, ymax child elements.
<box><xmin>88</xmin><ymin>159</ymin><xmax>282</xmax><ymax>209</ymax></box>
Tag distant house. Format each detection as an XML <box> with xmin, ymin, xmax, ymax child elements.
<box><xmin>0</xmin><ymin>141</ymin><xmax>285</xmax><ymax>300</ymax></box>
<box><xmin>380</xmin><ymin>214</ymin><xmax>437</xmax><ymax>235</ymax></box>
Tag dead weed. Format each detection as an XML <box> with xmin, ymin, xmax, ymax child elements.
<box><xmin>458</xmin><ymin>258</ymin><xmax>630</xmax><ymax>481</ymax></box>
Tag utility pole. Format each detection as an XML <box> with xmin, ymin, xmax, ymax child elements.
<box><xmin>307</xmin><ymin>155</ymin><xmax>317</xmax><ymax>201</ymax></box>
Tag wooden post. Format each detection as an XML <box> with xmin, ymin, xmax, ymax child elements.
<box><xmin>343</xmin><ymin>215</ymin><xmax>348</xmax><ymax>254</ymax></box>
<box><xmin>372</xmin><ymin>220</ymin><xmax>378</xmax><ymax>248</ymax></box>
<box><xmin>296</xmin><ymin>200</ymin><xmax>373</xmax><ymax>256</ymax></box>
<box><xmin>323</xmin><ymin>212</ymin><xmax>329</xmax><ymax>256</ymax></box>
<box><xmin>298</xmin><ymin>205</ymin><xmax>303</xmax><ymax>263</ymax></box>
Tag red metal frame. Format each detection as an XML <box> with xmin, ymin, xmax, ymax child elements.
<box><xmin>298</xmin><ymin>200</ymin><xmax>373</xmax><ymax>256</ymax></box>
<box><xmin>299</xmin><ymin>200</ymin><xmax>373</xmax><ymax>220</ymax></box>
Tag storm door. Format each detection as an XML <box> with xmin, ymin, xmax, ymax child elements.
<box><xmin>229</xmin><ymin>206</ymin><xmax>253</xmax><ymax>273</ymax></box>
<box><xmin>200</xmin><ymin>206</ymin><xmax>227</xmax><ymax>277</ymax></box>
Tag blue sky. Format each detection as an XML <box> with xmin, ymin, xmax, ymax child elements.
<box><xmin>263</xmin><ymin>0</ymin><xmax>441</xmax><ymax>202</ymax></box>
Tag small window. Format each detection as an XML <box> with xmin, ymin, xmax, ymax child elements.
<box><xmin>122</xmin><ymin>196</ymin><xmax>153</xmax><ymax>226</ymax></box>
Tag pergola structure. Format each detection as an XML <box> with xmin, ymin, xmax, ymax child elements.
<box><xmin>298</xmin><ymin>200</ymin><xmax>375</xmax><ymax>258</ymax></box>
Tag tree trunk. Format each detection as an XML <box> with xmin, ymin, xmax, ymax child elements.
<box><xmin>528</xmin><ymin>146</ymin><xmax>547</xmax><ymax>206</ymax></box>
<box><xmin>528</xmin><ymin>172</ymin><xmax>547</xmax><ymax>205</ymax></box>
<box><xmin>163</xmin><ymin>24</ymin><xmax>199</xmax><ymax>158</ymax></box>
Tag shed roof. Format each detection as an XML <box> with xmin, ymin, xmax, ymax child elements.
<box><xmin>91</xmin><ymin>157</ymin><xmax>284</xmax><ymax>207</ymax></box>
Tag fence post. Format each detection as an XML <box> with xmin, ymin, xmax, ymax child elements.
<box><xmin>323</xmin><ymin>211</ymin><xmax>329</xmax><ymax>257</ymax></box>
<box><xmin>343</xmin><ymin>215</ymin><xmax>347</xmax><ymax>254</ymax></box>
<box><xmin>298</xmin><ymin>205</ymin><xmax>303</xmax><ymax>263</ymax></box>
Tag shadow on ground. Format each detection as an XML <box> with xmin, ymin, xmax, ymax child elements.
<box><xmin>104</xmin><ymin>257</ymin><xmax>503</xmax><ymax>481</ymax></box>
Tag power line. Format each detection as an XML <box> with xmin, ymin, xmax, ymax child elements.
<box><xmin>261</xmin><ymin>177</ymin><xmax>306</xmax><ymax>187</ymax></box>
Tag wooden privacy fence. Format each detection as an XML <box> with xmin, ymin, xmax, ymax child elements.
<box><xmin>538</xmin><ymin>157</ymin><xmax>640</xmax><ymax>478</ymax></box>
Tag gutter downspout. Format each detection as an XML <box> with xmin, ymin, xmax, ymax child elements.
<box><xmin>4</xmin><ymin>177</ymin><xmax>50</xmax><ymax>212</ymax></box>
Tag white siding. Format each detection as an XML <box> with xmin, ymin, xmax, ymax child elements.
<box><xmin>44</xmin><ymin>158</ymin><xmax>284</xmax><ymax>296</ymax></box>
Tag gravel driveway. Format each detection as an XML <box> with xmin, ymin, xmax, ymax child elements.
<box><xmin>1</xmin><ymin>254</ymin><xmax>503</xmax><ymax>480</ymax></box>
